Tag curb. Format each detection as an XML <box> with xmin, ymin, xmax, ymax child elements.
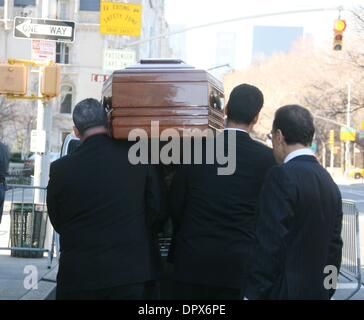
<box><xmin>19</xmin><ymin>264</ymin><xmax>58</xmax><ymax>300</ymax></box>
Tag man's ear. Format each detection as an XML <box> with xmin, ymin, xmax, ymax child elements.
<box><xmin>276</xmin><ymin>129</ymin><xmax>285</xmax><ymax>144</ymax></box>
<box><xmin>252</xmin><ymin>114</ymin><xmax>259</xmax><ymax>126</ymax></box>
<box><xmin>73</xmin><ymin>127</ymin><xmax>81</xmax><ymax>139</ymax></box>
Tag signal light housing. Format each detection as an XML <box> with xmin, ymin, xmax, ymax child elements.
<box><xmin>0</xmin><ymin>63</ymin><xmax>28</xmax><ymax>95</ymax></box>
<box><xmin>333</xmin><ymin>19</ymin><xmax>346</xmax><ymax>51</ymax></box>
<box><xmin>40</xmin><ymin>63</ymin><xmax>61</xmax><ymax>97</ymax></box>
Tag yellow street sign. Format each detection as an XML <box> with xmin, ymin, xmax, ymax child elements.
<box><xmin>362</xmin><ymin>121</ymin><xmax>364</xmax><ymax>131</ymax></box>
<box><xmin>100</xmin><ymin>2</ymin><xmax>142</xmax><ymax>36</ymax></box>
<box><xmin>340</xmin><ymin>127</ymin><xmax>356</xmax><ymax>142</ymax></box>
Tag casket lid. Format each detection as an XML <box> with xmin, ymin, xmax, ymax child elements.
<box><xmin>106</xmin><ymin>59</ymin><xmax>223</xmax><ymax>92</ymax></box>
<box><xmin>123</xmin><ymin>59</ymin><xmax>195</xmax><ymax>70</ymax></box>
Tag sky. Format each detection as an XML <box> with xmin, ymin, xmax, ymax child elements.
<box><xmin>164</xmin><ymin>0</ymin><xmax>363</xmax><ymax>71</ymax></box>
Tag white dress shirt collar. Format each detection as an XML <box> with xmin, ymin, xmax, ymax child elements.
<box><xmin>284</xmin><ymin>148</ymin><xmax>315</xmax><ymax>164</ymax></box>
<box><xmin>224</xmin><ymin>128</ymin><xmax>248</xmax><ymax>134</ymax></box>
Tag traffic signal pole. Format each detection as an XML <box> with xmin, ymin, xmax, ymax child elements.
<box><xmin>34</xmin><ymin>0</ymin><xmax>53</xmax><ymax>202</ymax></box>
<box><xmin>344</xmin><ymin>81</ymin><xmax>352</xmax><ymax>177</ymax></box>
<box><xmin>330</xmin><ymin>143</ymin><xmax>335</xmax><ymax>173</ymax></box>
<box><xmin>120</xmin><ymin>6</ymin><xmax>344</xmax><ymax>50</ymax></box>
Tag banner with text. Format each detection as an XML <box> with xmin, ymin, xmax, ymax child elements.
<box><xmin>103</xmin><ymin>48</ymin><xmax>136</xmax><ymax>71</ymax></box>
<box><xmin>100</xmin><ymin>2</ymin><xmax>142</xmax><ymax>36</ymax></box>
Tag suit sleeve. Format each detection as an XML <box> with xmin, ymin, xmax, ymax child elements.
<box><xmin>245</xmin><ymin>166</ymin><xmax>296</xmax><ymax>299</ymax></box>
<box><xmin>169</xmin><ymin>164</ymin><xmax>189</xmax><ymax>233</ymax></box>
<box><xmin>167</xmin><ymin>164</ymin><xmax>189</xmax><ymax>263</ymax></box>
<box><xmin>46</xmin><ymin>163</ymin><xmax>61</xmax><ymax>233</ymax></box>
<box><xmin>145</xmin><ymin>165</ymin><xmax>168</xmax><ymax>234</ymax></box>
<box><xmin>326</xmin><ymin>188</ymin><xmax>343</xmax><ymax>299</ymax></box>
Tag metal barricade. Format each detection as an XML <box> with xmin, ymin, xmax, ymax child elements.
<box><xmin>0</xmin><ymin>184</ymin><xmax>54</xmax><ymax>268</ymax></box>
<box><xmin>339</xmin><ymin>200</ymin><xmax>362</xmax><ymax>300</ymax></box>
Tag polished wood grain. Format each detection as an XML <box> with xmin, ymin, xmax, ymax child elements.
<box><xmin>111</xmin><ymin>125</ymin><xmax>211</xmax><ymax>139</ymax></box>
<box><xmin>112</xmin><ymin>70</ymin><xmax>209</xmax><ymax>83</ymax></box>
<box><xmin>111</xmin><ymin>107</ymin><xmax>209</xmax><ymax>117</ymax></box>
<box><xmin>112</xmin><ymin>82</ymin><xmax>209</xmax><ymax>108</ymax></box>
<box><xmin>111</xmin><ymin>116</ymin><xmax>208</xmax><ymax>127</ymax></box>
<box><xmin>103</xmin><ymin>65</ymin><xmax>225</xmax><ymax>139</ymax></box>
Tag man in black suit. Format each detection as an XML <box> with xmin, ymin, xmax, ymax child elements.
<box><xmin>245</xmin><ymin>105</ymin><xmax>343</xmax><ymax>300</ymax></box>
<box><xmin>170</xmin><ymin>84</ymin><xmax>276</xmax><ymax>299</ymax></box>
<box><xmin>47</xmin><ymin>98</ymin><xmax>166</xmax><ymax>300</ymax></box>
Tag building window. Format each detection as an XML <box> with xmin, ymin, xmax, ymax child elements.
<box><xmin>60</xmin><ymin>85</ymin><xmax>73</xmax><ymax>114</ymax></box>
<box><xmin>58</xmin><ymin>0</ymin><xmax>69</xmax><ymax>20</ymax></box>
<box><xmin>56</xmin><ymin>43</ymin><xmax>70</xmax><ymax>64</ymax></box>
<box><xmin>14</xmin><ymin>0</ymin><xmax>36</xmax><ymax>6</ymax></box>
<box><xmin>80</xmin><ymin>0</ymin><xmax>100</xmax><ymax>11</ymax></box>
<box><xmin>0</xmin><ymin>0</ymin><xmax>4</xmax><ymax>7</ymax></box>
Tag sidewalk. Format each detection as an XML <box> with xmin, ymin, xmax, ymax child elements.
<box><xmin>0</xmin><ymin>206</ymin><xmax>57</xmax><ymax>300</ymax></box>
<box><xmin>0</xmin><ymin>249</ymin><xmax>363</xmax><ymax>300</ymax></box>
<box><xmin>333</xmin><ymin>268</ymin><xmax>364</xmax><ymax>300</ymax></box>
<box><xmin>0</xmin><ymin>253</ymin><xmax>58</xmax><ymax>300</ymax></box>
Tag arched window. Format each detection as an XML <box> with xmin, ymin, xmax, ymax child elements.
<box><xmin>60</xmin><ymin>85</ymin><xmax>73</xmax><ymax>114</ymax></box>
<box><xmin>80</xmin><ymin>0</ymin><xmax>100</xmax><ymax>11</ymax></box>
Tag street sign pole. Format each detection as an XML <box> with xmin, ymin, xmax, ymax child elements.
<box><xmin>344</xmin><ymin>81</ymin><xmax>352</xmax><ymax>178</ymax></box>
<box><xmin>34</xmin><ymin>0</ymin><xmax>53</xmax><ymax>203</ymax></box>
<box><xmin>330</xmin><ymin>144</ymin><xmax>335</xmax><ymax>174</ymax></box>
<box><xmin>33</xmin><ymin>0</ymin><xmax>55</xmax><ymax>254</ymax></box>
<box><xmin>329</xmin><ymin>130</ymin><xmax>335</xmax><ymax>174</ymax></box>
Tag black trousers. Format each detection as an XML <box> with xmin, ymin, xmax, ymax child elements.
<box><xmin>174</xmin><ymin>282</ymin><xmax>243</xmax><ymax>300</ymax></box>
<box><xmin>56</xmin><ymin>281</ymin><xmax>158</xmax><ymax>300</ymax></box>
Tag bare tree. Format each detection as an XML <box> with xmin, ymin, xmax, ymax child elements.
<box><xmin>0</xmin><ymin>97</ymin><xmax>37</xmax><ymax>155</ymax></box>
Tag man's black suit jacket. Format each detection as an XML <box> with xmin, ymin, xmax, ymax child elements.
<box><xmin>245</xmin><ymin>155</ymin><xmax>343</xmax><ymax>300</ymax></box>
<box><xmin>47</xmin><ymin>134</ymin><xmax>166</xmax><ymax>293</ymax></box>
<box><xmin>169</xmin><ymin>130</ymin><xmax>276</xmax><ymax>289</ymax></box>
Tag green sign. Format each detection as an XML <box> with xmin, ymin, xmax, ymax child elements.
<box><xmin>311</xmin><ymin>143</ymin><xmax>317</xmax><ymax>153</ymax></box>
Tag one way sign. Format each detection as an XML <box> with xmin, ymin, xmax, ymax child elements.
<box><xmin>14</xmin><ymin>17</ymin><xmax>75</xmax><ymax>43</ymax></box>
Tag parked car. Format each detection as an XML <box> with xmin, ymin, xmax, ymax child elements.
<box><xmin>23</xmin><ymin>152</ymin><xmax>61</xmax><ymax>176</ymax></box>
<box><xmin>348</xmin><ymin>168</ymin><xmax>364</xmax><ymax>179</ymax></box>
<box><xmin>60</xmin><ymin>133</ymin><xmax>81</xmax><ymax>157</ymax></box>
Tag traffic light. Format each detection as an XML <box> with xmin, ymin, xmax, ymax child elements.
<box><xmin>0</xmin><ymin>63</ymin><xmax>28</xmax><ymax>95</ymax></box>
<box><xmin>333</xmin><ymin>19</ymin><xmax>346</xmax><ymax>51</ymax></box>
<box><xmin>40</xmin><ymin>63</ymin><xmax>61</xmax><ymax>97</ymax></box>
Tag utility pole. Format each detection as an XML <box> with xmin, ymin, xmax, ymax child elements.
<box><xmin>3</xmin><ymin>0</ymin><xmax>14</xmax><ymax>62</ymax></box>
<box><xmin>341</xmin><ymin>141</ymin><xmax>345</xmax><ymax>174</ymax></box>
<box><xmin>344</xmin><ymin>80</ymin><xmax>352</xmax><ymax>177</ymax></box>
<box><xmin>330</xmin><ymin>143</ymin><xmax>335</xmax><ymax>173</ymax></box>
<box><xmin>329</xmin><ymin>129</ymin><xmax>335</xmax><ymax>174</ymax></box>
<box><xmin>322</xmin><ymin>142</ymin><xmax>327</xmax><ymax>168</ymax></box>
<box><xmin>34</xmin><ymin>0</ymin><xmax>53</xmax><ymax>200</ymax></box>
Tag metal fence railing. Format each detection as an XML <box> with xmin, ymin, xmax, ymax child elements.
<box><xmin>0</xmin><ymin>184</ymin><xmax>55</xmax><ymax>268</ymax></box>
<box><xmin>339</xmin><ymin>200</ymin><xmax>362</xmax><ymax>300</ymax></box>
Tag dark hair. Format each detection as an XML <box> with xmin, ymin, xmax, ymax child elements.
<box><xmin>226</xmin><ymin>84</ymin><xmax>264</xmax><ymax>125</ymax></box>
<box><xmin>273</xmin><ymin>105</ymin><xmax>315</xmax><ymax>146</ymax></box>
<box><xmin>73</xmin><ymin>98</ymin><xmax>108</xmax><ymax>135</ymax></box>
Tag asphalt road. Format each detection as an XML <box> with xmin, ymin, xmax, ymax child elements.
<box><xmin>339</xmin><ymin>183</ymin><xmax>364</xmax><ymax>213</ymax></box>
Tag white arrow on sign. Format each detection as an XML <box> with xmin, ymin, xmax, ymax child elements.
<box><xmin>16</xmin><ymin>19</ymin><xmax>73</xmax><ymax>38</ymax></box>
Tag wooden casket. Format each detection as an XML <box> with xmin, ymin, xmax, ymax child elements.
<box><xmin>101</xmin><ymin>59</ymin><xmax>225</xmax><ymax>139</ymax></box>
